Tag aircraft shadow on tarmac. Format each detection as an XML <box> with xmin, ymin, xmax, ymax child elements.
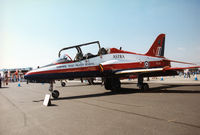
<box><xmin>143</xmin><ymin>84</ymin><xmax>200</xmax><ymax>93</ymax></box>
<box><xmin>0</xmin><ymin>87</ymin><xmax>9</xmax><ymax>89</ymax></box>
<box><xmin>52</xmin><ymin>84</ymin><xmax>200</xmax><ymax>101</ymax></box>
<box><xmin>33</xmin><ymin>84</ymin><xmax>200</xmax><ymax>102</ymax></box>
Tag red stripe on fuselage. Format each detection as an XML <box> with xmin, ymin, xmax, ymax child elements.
<box><xmin>102</xmin><ymin>60</ymin><xmax>168</xmax><ymax>70</ymax></box>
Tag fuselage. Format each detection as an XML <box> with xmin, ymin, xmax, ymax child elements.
<box><xmin>24</xmin><ymin>48</ymin><xmax>170</xmax><ymax>82</ymax></box>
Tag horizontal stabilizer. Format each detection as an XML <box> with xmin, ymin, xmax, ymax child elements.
<box><xmin>164</xmin><ymin>66</ymin><xmax>200</xmax><ymax>71</ymax></box>
<box><xmin>164</xmin><ymin>59</ymin><xmax>196</xmax><ymax>65</ymax></box>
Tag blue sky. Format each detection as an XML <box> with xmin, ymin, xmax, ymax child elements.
<box><xmin>1</xmin><ymin>0</ymin><xmax>200</xmax><ymax>69</ymax></box>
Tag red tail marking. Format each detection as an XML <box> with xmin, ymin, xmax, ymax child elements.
<box><xmin>146</xmin><ymin>34</ymin><xmax>165</xmax><ymax>57</ymax></box>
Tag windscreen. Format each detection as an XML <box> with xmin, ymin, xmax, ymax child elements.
<box><xmin>59</xmin><ymin>47</ymin><xmax>77</xmax><ymax>61</ymax></box>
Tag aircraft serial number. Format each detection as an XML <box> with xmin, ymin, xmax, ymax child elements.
<box><xmin>113</xmin><ymin>54</ymin><xmax>125</xmax><ymax>59</ymax></box>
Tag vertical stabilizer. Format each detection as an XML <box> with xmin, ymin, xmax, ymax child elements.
<box><xmin>146</xmin><ymin>34</ymin><xmax>165</xmax><ymax>57</ymax></box>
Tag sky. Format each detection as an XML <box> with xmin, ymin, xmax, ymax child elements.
<box><xmin>1</xmin><ymin>0</ymin><xmax>200</xmax><ymax>69</ymax></box>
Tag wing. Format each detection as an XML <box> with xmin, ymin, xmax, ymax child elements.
<box><xmin>115</xmin><ymin>68</ymin><xmax>164</xmax><ymax>75</ymax></box>
<box><xmin>115</xmin><ymin>66</ymin><xmax>200</xmax><ymax>75</ymax></box>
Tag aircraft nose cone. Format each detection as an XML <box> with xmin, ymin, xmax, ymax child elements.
<box><xmin>24</xmin><ymin>75</ymin><xmax>28</xmax><ymax>80</ymax></box>
<box><xmin>24</xmin><ymin>72</ymin><xmax>31</xmax><ymax>80</ymax></box>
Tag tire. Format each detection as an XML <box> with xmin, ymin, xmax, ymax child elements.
<box><xmin>104</xmin><ymin>79</ymin><xmax>112</xmax><ymax>90</ymax></box>
<box><xmin>52</xmin><ymin>90</ymin><xmax>60</xmax><ymax>99</ymax></box>
<box><xmin>61</xmin><ymin>82</ymin><xmax>66</xmax><ymax>87</ymax></box>
<box><xmin>104</xmin><ymin>78</ymin><xmax>121</xmax><ymax>91</ymax></box>
<box><xmin>88</xmin><ymin>79</ymin><xmax>94</xmax><ymax>85</ymax></box>
<box><xmin>110</xmin><ymin>78</ymin><xmax>121</xmax><ymax>91</ymax></box>
<box><xmin>143</xmin><ymin>83</ymin><xmax>149</xmax><ymax>91</ymax></box>
<box><xmin>88</xmin><ymin>80</ymin><xmax>92</xmax><ymax>85</ymax></box>
<box><xmin>139</xmin><ymin>83</ymin><xmax>149</xmax><ymax>91</ymax></box>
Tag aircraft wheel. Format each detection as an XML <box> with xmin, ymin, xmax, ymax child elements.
<box><xmin>61</xmin><ymin>82</ymin><xmax>66</xmax><ymax>87</ymax></box>
<box><xmin>104</xmin><ymin>79</ymin><xmax>112</xmax><ymax>90</ymax></box>
<box><xmin>104</xmin><ymin>78</ymin><xmax>121</xmax><ymax>91</ymax></box>
<box><xmin>111</xmin><ymin>78</ymin><xmax>121</xmax><ymax>91</ymax></box>
<box><xmin>143</xmin><ymin>83</ymin><xmax>149</xmax><ymax>91</ymax></box>
<box><xmin>139</xmin><ymin>83</ymin><xmax>149</xmax><ymax>91</ymax></box>
<box><xmin>88</xmin><ymin>79</ymin><xmax>94</xmax><ymax>85</ymax></box>
<box><xmin>52</xmin><ymin>90</ymin><xmax>60</xmax><ymax>99</ymax></box>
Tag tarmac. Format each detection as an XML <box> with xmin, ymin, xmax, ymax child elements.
<box><xmin>0</xmin><ymin>75</ymin><xmax>200</xmax><ymax>135</ymax></box>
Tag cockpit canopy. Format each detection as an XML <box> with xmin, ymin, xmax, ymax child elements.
<box><xmin>58</xmin><ymin>41</ymin><xmax>108</xmax><ymax>62</ymax></box>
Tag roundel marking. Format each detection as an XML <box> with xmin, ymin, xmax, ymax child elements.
<box><xmin>144</xmin><ymin>61</ymin><xmax>149</xmax><ymax>68</ymax></box>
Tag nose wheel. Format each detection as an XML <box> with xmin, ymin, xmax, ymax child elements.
<box><xmin>49</xmin><ymin>82</ymin><xmax>60</xmax><ymax>99</ymax></box>
<box><xmin>52</xmin><ymin>90</ymin><xmax>60</xmax><ymax>99</ymax></box>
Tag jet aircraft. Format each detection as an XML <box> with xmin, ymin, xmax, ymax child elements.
<box><xmin>24</xmin><ymin>34</ymin><xmax>199</xmax><ymax>99</ymax></box>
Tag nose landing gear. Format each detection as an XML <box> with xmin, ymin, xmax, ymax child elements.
<box><xmin>52</xmin><ymin>90</ymin><xmax>60</xmax><ymax>99</ymax></box>
<box><xmin>49</xmin><ymin>82</ymin><xmax>60</xmax><ymax>99</ymax></box>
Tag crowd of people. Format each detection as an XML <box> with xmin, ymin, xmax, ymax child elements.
<box><xmin>0</xmin><ymin>70</ymin><xmax>25</xmax><ymax>88</ymax></box>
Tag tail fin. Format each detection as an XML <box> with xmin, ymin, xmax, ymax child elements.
<box><xmin>145</xmin><ymin>34</ymin><xmax>165</xmax><ymax>57</ymax></box>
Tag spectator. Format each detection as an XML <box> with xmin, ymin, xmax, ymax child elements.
<box><xmin>0</xmin><ymin>73</ymin><xmax>2</xmax><ymax>88</ymax></box>
<box><xmin>4</xmin><ymin>73</ymin><xmax>8</xmax><ymax>85</ymax></box>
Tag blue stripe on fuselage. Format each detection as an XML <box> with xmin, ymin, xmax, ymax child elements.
<box><xmin>24</xmin><ymin>71</ymin><xmax>105</xmax><ymax>81</ymax></box>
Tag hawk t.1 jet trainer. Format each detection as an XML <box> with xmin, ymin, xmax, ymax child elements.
<box><xmin>25</xmin><ymin>34</ymin><xmax>199</xmax><ymax>99</ymax></box>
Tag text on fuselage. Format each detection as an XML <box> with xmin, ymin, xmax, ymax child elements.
<box><xmin>113</xmin><ymin>54</ymin><xmax>125</xmax><ymax>59</ymax></box>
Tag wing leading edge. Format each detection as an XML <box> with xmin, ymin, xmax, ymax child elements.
<box><xmin>115</xmin><ymin>66</ymin><xmax>200</xmax><ymax>75</ymax></box>
<box><xmin>115</xmin><ymin>68</ymin><xmax>163</xmax><ymax>75</ymax></box>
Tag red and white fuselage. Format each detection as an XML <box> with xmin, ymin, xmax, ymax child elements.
<box><xmin>25</xmin><ymin>47</ymin><xmax>170</xmax><ymax>82</ymax></box>
<box><xmin>25</xmin><ymin>34</ymin><xmax>198</xmax><ymax>83</ymax></box>
<box><xmin>24</xmin><ymin>34</ymin><xmax>200</xmax><ymax>99</ymax></box>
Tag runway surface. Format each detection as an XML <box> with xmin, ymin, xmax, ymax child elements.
<box><xmin>0</xmin><ymin>80</ymin><xmax>200</xmax><ymax>135</ymax></box>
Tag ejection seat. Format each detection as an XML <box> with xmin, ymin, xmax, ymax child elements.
<box><xmin>75</xmin><ymin>52</ymin><xmax>84</xmax><ymax>61</ymax></box>
<box><xmin>98</xmin><ymin>47</ymin><xmax>107</xmax><ymax>55</ymax></box>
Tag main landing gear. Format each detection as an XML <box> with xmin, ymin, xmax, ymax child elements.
<box><xmin>49</xmin><ymin>82</ymin><xmax>60</xmax><ymax>99</ymax></box>
<box><xmin>103</xmin><ymin>76</ymin><xmax>149</xmax><ymax>92</ymax></box>
<box><xmin>104</xmin><ymin>78</ymin><xmax>121</xmax><ymax>91</ymax></box>
<box><xmin>137</xmin><ymin>75</ymin><xmax>149</xmax><ymax>91</ymax></box>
